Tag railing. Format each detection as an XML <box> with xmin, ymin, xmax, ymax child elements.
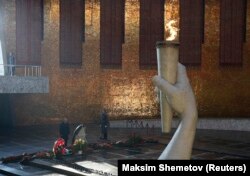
<box><xmin>126</xmin><ymin>119</ymin><xmax>156</xmax><ymax>136</ymax></box>
<box><xmin>126</xmin><ymin>119</ymin><xmax>144</xmax><ymax>128</ymax></box>
<box><xmin>0</xmin><ymin>64</ymin><xmax>42</xmax><ymax>77</ymax></box>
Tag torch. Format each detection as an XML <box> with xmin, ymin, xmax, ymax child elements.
<box><xmin>156</xmin><ymin>41</ymin><xmax>179</xmax><ymax>133</ymax></box>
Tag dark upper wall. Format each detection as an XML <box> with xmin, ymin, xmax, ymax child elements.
<box><xmin>0</xmin><ymin>0</ymin><xmax>250</xmax><ymax>126</ymax></box>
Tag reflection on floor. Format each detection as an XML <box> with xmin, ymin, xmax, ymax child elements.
<box><xmin>0</xmin><ymin>123</ymin><xmax>250</xmax><ymax>175</ymax></box>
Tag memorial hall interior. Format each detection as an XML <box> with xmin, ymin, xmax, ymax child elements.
<box><xmin>0</xmin><ymin>0</ymin><xmax>250</xmax><ymax>174</ymax></box>
<box><xmin>0</xmin><ymin>0</ymin><xmax>249</xmax><ymax>127</ymax></box>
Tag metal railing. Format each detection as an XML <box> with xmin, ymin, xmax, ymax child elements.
<box><xmin>0</xmin><ymin>64</ymin><xmax>42</xmax><ymax>77</ymax></box>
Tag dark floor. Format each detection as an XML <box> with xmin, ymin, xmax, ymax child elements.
<box><xmin>0</xmin><ymin>123</ymin><xmax>250</xmax><ymax>175</ymax></box>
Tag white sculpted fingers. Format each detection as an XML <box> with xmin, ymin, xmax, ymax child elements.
<box><xmin>176</xmin><ymin>63</ymin><xmax>189</xmax><ymax>85</ymax></box>
<box><xmin>154</xmin><ymin>87</ymin><xmax>160</xmax><ymax>103</ymax></box>
<box><xmin>152</xmin><ymin>76</ymin><xmax>177</xmax><ymax>97</ymax></box>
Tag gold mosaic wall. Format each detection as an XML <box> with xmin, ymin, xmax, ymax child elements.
<box><xmin>1</xmin><ymin>0</ymin><xmax>250</xmax><ymax>125</ymax></box>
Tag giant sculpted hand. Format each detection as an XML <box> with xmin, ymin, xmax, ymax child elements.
<box><xmin>153</xmin><ymin>63</ymin><xmax>198</xmax><ymax>160</ymax></box>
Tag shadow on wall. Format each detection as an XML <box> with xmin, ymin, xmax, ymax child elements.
<box><xmin>0</xmin><ymin>94</ymin><xmax>13</xmax><ymax>128</ymax></box>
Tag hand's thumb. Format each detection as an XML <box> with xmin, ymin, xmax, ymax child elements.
<box><xmin>152</xmin><ymin>76</ymin><xmax>177</xmax><ymax>96</ymax></box>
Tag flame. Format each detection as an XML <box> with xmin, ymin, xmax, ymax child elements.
<box><xmin>165</xmin><ymin>20</ymin><xmax>178</xmax><ymax>41</ymax></box>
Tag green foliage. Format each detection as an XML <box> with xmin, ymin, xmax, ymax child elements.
<box><xmin>126</xmin><ymin>133</ymin><xmax>144</xmax><ymax>147</ymax></box>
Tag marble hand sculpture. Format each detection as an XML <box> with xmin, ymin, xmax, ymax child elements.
<box><xmin>153</xmin><ymin>63</ymin><xmax>198</xmax><ymax>160</ymax></box>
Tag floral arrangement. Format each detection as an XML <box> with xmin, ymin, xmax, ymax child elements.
<box><xmin>1</xmin><ymin>151</ymin><xmax>53</xmax><ymax>164</ymax></box>
<box><xmin>126</xmin><ymin>133</ymin><xmax>144</xmax><ymax>146</ymax></box>
<box><xmin>73</xmin><ymin>138</ymin><xmax>87</xmax><ymax>153</ymax></box>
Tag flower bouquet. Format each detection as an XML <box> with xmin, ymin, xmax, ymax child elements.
<box><xmin>73</xmin><ymin>138</ymin><xmax>87</xmax><ymax>154</ymax></box>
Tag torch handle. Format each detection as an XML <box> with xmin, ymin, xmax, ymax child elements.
<box><xmin>156</xmin><ymin>42</ymin><xmax>179</xmax><ymax>133</ymax></box>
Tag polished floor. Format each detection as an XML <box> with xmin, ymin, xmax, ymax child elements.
<box><xmin>0</xmin><ymin>122</ymin><xmax>250</xmax><ymax>175</ymax></box>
